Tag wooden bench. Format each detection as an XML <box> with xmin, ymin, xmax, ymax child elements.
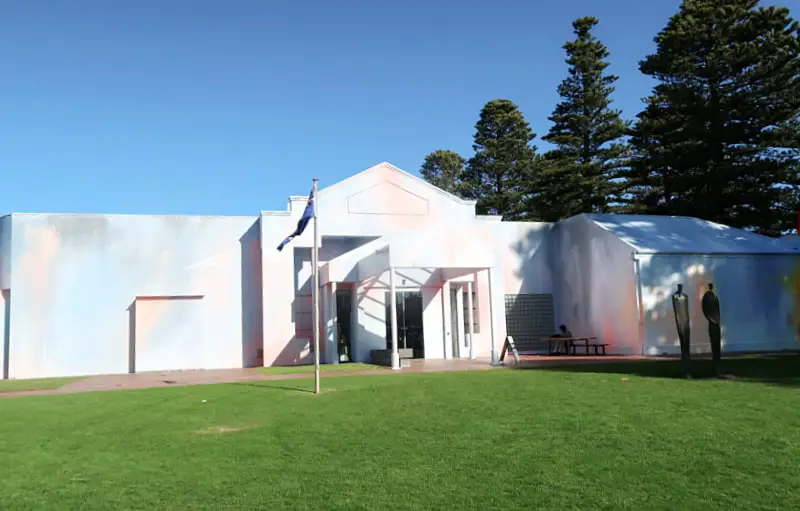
<box><xmin>543</xmin><ymin>336</ymin><xmax>607</xmax><ymax>356</ymax></box>
<box><xmin>589</xmin><ymin>343</ymin><xmax>609</xmax><ymax>356</ymax></box>
<box><xmin>571</xmin><ymin>338</ymin><xmax>608</xmax><ymax>356</ymax></box>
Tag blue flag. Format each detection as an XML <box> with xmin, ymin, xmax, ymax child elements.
<box><xmin>277</xmin><ymin>188</ymin><xmax>315</xmax><ymax>251</ymax></box>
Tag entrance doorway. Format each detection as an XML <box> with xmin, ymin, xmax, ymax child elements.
<box><xmin>385</xmin><ymin>291</ymin><xmax>425</xmax><ymax>358</ymax></box>
<box><xmin>336</xmin><ymin>288</ymin><xmax>353</xmax><ymax>363</ymax></box>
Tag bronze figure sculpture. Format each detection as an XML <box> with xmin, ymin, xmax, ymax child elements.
<box><xmin>672</xmin><ymin>283</ymin><xmax>691</xmax><ymax>378</ymax></box>
<box><xmin>701</xmin><ymin>282</ymin><xmax>722</xmax><ymax>376</ymax></box>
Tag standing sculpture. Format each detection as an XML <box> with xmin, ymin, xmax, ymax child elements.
<box><xmin>672</xmin><ymin>283</ymin><xmax>692</xmax><ymax>378</ymax></box>
<box><xmin>701</xmin><ymin>283</ymin><xmax>722</xmax><ymax>376</ymax></box>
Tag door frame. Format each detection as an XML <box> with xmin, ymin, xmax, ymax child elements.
<box><xmin>385</xmin><ymin>288</ymin><xmax>425</xmax><ymax>358</ymax></box>
<box><xmin>449</xmin><ymin>284</ymin><xmax>469</xmax><ymax>358</ymax></box>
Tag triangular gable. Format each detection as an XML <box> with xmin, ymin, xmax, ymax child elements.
<box><xmin>319</xmin><ymin>162</ymin><xmax>474</xmax><ymax>208</ymax></box>
<box><xmin>315</xmin><ymin>162</ymin><xmax>478</xmax><ymax>237</ymax></box>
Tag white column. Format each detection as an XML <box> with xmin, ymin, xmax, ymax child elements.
<box><xmin>311</xmin><ymin>178</ymin><xmax>321</xmax><ymax>393</ymax></box>
<box><xmin>442</xmin><ymin>280</ymin><xmax>452</xmax><ymax>359</ymax></box>
<box><xmin>467</xmin><ymin>280</ymin><xmax>476</xmax><ymax>360</ymax></box>
<box><xmin>321</xmin><ymin>284</ymin><xmax>329</xmax><ymax>364</ymax></box>
<box><xmin>329</xmin><ymin>282</ymin><xmax>339</xmax><ymax>364</ymax></box>
<box><xmin>487</xmin><ymin>268</ymin><xmax>500</xmax><ymax>365</ymax></box>
<box><xmin>389</xmin><ymin>268</ymin><xmax>400</xmax><ymax>370</ymax></box>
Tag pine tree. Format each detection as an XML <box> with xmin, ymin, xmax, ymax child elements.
<box><xmin>463</xmin><ymin>99</ymin><xmax>539</xmax><ymax>220</ymax></box>
<box><xmin>419</xmin><ymin>149</ymin><xmax>466</xmax><ymax>196</ymax></box>
<box><xmin>539</xmin><ymin>16</ymin><xmax>629</xmax><ymax>221</ymax></box>
<box><xmin>627</xmin><ymin>0</ymin><xmax>800</xmax><ymax>236</ymax></box>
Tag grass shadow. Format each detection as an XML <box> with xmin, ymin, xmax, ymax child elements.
<box><xmin>235</xmin><ymin>382</ymin><xmax>316</xmax><ymax>394</ymax></box>
<box><xmin>517</xmin><ymin>354</ymin><xmax>800</xmax><ymax>388</ymax></box>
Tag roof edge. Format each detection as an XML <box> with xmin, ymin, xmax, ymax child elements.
<box><xmin>634</xmin><ymin>250</ymin><xmax>800</xmax><ymax>256</ymax></box>
<box><xmin>315</xmin><ymin>162</ymin><xmax>478</xmax><ymax>208</ymax></box>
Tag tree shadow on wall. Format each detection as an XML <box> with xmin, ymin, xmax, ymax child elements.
<box><xmin>510</xmin><ymin>216</ymin><xmax>745</xmax><ymax>356</ymax></box>
<box><xmin>510</xmin><ymin>223</ymin><xmax>557</xmax><ymax>349</ymax></box>
<box><xmin>523</xmin><ymin>353</ymin><xmax>800</xmax><ymax>388</ymax></box>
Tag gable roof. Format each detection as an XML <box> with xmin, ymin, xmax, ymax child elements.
<box><xmin>583</xmin><ymin>213</ymin><xmax>798</xmax><ymax>255</ymax></box>
<box><xmin>318</xmin><ymin>162</ymin><xmax>477</xmax><ymax>207</ymax></box>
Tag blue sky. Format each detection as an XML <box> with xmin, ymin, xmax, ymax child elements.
<box><xmin>2</xmin><ymin>0</ymin><xmax>795</xmax><ymax>215</ymax></box>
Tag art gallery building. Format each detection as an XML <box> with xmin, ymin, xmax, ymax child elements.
<box><xmin>1</xmin><ymin>162</ymin><xmax>799</xmax><ymax>379</ymax></box>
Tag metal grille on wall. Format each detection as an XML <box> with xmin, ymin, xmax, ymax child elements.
<box><xmin>504</xmin><ymin>294</ymin><xmax>555</xmax><ymax>353</ymax></box>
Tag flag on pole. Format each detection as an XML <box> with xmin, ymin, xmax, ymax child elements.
<box><xmin>276</xmin><ymin>188</ymin><xmax>315</xmax><ymax>251</ymax></box>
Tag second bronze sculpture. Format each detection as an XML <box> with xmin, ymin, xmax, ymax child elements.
<box><xmin>701</xmin><ymin>283</ymin><xmax>722</xmax><ymax>376</ymax></box>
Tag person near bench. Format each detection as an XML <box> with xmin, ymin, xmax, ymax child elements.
<box><xmin>549</xmin><ymin>325</ymin><xmax>573</xmax><ymax>354</ymax></box>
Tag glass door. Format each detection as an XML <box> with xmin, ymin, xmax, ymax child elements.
<box><xmin>385</xmin><ymin>291</ymin><xmax>425</xmax><ymax>358</ymax></box>
<box><xmin>336</xmin><ymin>289</ymin><xmax>353</xmax><ymax>363</ymax></box>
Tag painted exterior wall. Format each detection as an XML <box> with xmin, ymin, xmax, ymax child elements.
<box><xmin>591</xmin><ymin>213</ymin><xmax>800</xmax><ymax>355</ymax></box>
<box><xmin>546</xmin><ymin>216</ymin><xmax>640</xmax><ymax>355</ymax></box>
<box><xmin>291</xmin><ymin>164</ymin><xmax>512</xmax><ymax>365</ymax></box>
<box><xmin>255</xmin><ymin>164</ymin><xmax>556</xmax><ymax>367</ymax></box>
<box><xmin>493</xmin><ymin>221</ymin><xmax>554</xmax><ymax>296</ymax></box>
<box><xmin>6</xmin><ymin>213</ymin><xmax>261</xmax><ymax>379</ymax></box>
<box><xmin>639</xmin><ymin>254</ymin><xmax>800</xmax><ymax>355</ymax></box>
<box><xmin>5</xmin><ymin>163</ymin><xmax>798</xmax><ymax>379</ymax></box>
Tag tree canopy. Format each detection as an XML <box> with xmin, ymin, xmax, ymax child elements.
<box><xmin>538</xmin><ymin>16</ymin><xmax>629</xmax><ymax>221</ymax></box>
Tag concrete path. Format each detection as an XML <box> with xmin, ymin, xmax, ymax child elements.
<box><xmin>0</xmin><ymin>355</ymin><xmax>661</xmax><ymax>400</ymax></box>
<box><xmin>0</xmin><ymin>358</ymin><xmax>505</xmax><ymax>399</ymax></box>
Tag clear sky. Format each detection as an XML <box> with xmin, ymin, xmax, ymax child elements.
<box><xmin>2</xmin><ymin>0</ymin><xmax>795</xmax><ymax>215</ymax></box>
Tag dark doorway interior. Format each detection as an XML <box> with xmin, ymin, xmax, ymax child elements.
<box><xmin>336</xmin><ymin>288</ymin><xmax>353</xmax><ymax>363</ymax></box>
<box><xmin>385</xmin><ymin>291</ymin><xmax>425</xmax><ymax>358</ymax></box>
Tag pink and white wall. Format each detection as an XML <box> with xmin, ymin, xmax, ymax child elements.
<box><xmin>0</xmin><ymin>214</ymin><xmax>263</xmax><ymax>379</ymax></box>
<box><xmin>2</xmin><ymin>162</ymin><xmax>797</xmax><ymax>379</ymax></box>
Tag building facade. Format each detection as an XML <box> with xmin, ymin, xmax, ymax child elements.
<box><xmin>1</xmin><ymin>162</ymin><xmax>799</xmax><ymax>379</ymax></box>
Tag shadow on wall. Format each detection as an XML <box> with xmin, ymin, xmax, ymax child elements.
<box><xmin>512</xmin><ymin>216</ymin><xmax>800</xmax><ymax>356</ymax></box>
<box><xmin>3</xmin><ymin>289</ymin><xmax>9</xmax><ymax>379</ymax></box>
<box><xmin>511</xmin><ymin>225</ymin><xmax>556</xmax><ymax>350</ymax></box>
<box><xmin>273</xmin><ymin>337</ymin><xmax>313</xmax><ymax>366</ymax></box>
<box><xmin>355</xmin><ymin>276</ymin><xmax>391</xmax><ymax>363</ymax></box>
<box><xmin>254</xmin><ymin>244</ymin><xmax>314</xmax><ymax>368</ymax></box>
<box><xmin>127</xmin><ymin>301</ymin><xmax>136</xmax><ymax>374</ymax></box>
<box><xmin>514</xmin><ymin>222</ymin><xmax>605</xmax><ymax>348</ymax></box>
<box><xmin>598</xmin><ymin>218</ymin><xmax>800</xmax><ymax>354</ymax></box>
<box><xmin>275</xmin><ymin>246</ymin><xmax>313</xmax><ymax>366</ymax></box>
<box><xmin>240</xmin><ymin>221</ymin><xmax>264</xmax><ymax>368</ymax></box>
<box><xmin>639</xmin><ymin>253</ymin><xmax>727</xmax><ymax>355</ymax></box>
<box><xmin>511</xmin><ymin>218</ymin><xmax>731</xmax><ymax>354</ymax></box>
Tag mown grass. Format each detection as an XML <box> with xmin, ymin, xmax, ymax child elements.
<box><xmin>0</xmin><ymin>376</ymin><xmax>82</xmax><ymax>394</ymax></box>
<box><xmin>257</xmin><ymin>362</ymin><xmax>384</xmax><ymax>376</ymax></box>
<box><xmin>0</xmin><ymin>356</ymin><xmax>798</xmax><ymax>510</ymax></box>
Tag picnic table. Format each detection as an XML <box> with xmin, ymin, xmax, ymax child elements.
<box><xmin>542</xmin><ymin>336</ymin><xmax>607</xmax><ymax>356</ymax></box>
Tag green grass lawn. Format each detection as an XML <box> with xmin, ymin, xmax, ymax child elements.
<box><xmin>1</xmin><ymin>357</ymin><xmax>799</xmax><ymax>510</ymax></box>
<box><xmin>0</xmin><ymin>376</ymin><xmax>82</xmax><ymax>394</ymax></box>
<box><xmin>257</xmin><ymin>362</ymin><xmax>384</xmax><ymax>376</ymax></box>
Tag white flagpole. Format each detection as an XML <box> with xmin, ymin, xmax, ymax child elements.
<box><xmin>311</xmin><ymin>177</ymin><xmax>321</xmax><ymax>394</ymax></box>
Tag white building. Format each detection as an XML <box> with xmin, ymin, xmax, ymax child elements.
<box><xmin>1</xmin><ymin>162</ymin><xmax>798</xmax><ymax>379</ymax></box>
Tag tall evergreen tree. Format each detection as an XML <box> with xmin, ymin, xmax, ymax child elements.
<box><xmin>539</xmin><ymin>16</ymin><xmax>629</xmax><ymax>221</ymax></box>
<box><xmin>463</xmin><ymin>99</ymin><xmax>539</xmax><ymax>219</ymax></box>
<box><xmin>627</xmin><ymin>0</ymin><xmax>800</xmax><ymax>236</ymax></box>
<box><xmin>419</xmin><ymin>149</ymin><xmax>466</xmax><ymax>195</ymax></box>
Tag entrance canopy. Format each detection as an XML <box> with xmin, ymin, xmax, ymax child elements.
<box><xmin>321</xmin><ymin>223</ymin><xmax>496</xmax><ymax>284</ymax></box>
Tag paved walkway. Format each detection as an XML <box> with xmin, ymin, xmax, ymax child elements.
<box><xmin>0</xmin><ymin>358</ymin><xmax>505</xmax><ymax>399</ymax></box>
<box><xmin>0</xmin><ymin>355</ymin><xmax>661</xmax><ymax>400</ymax></box>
